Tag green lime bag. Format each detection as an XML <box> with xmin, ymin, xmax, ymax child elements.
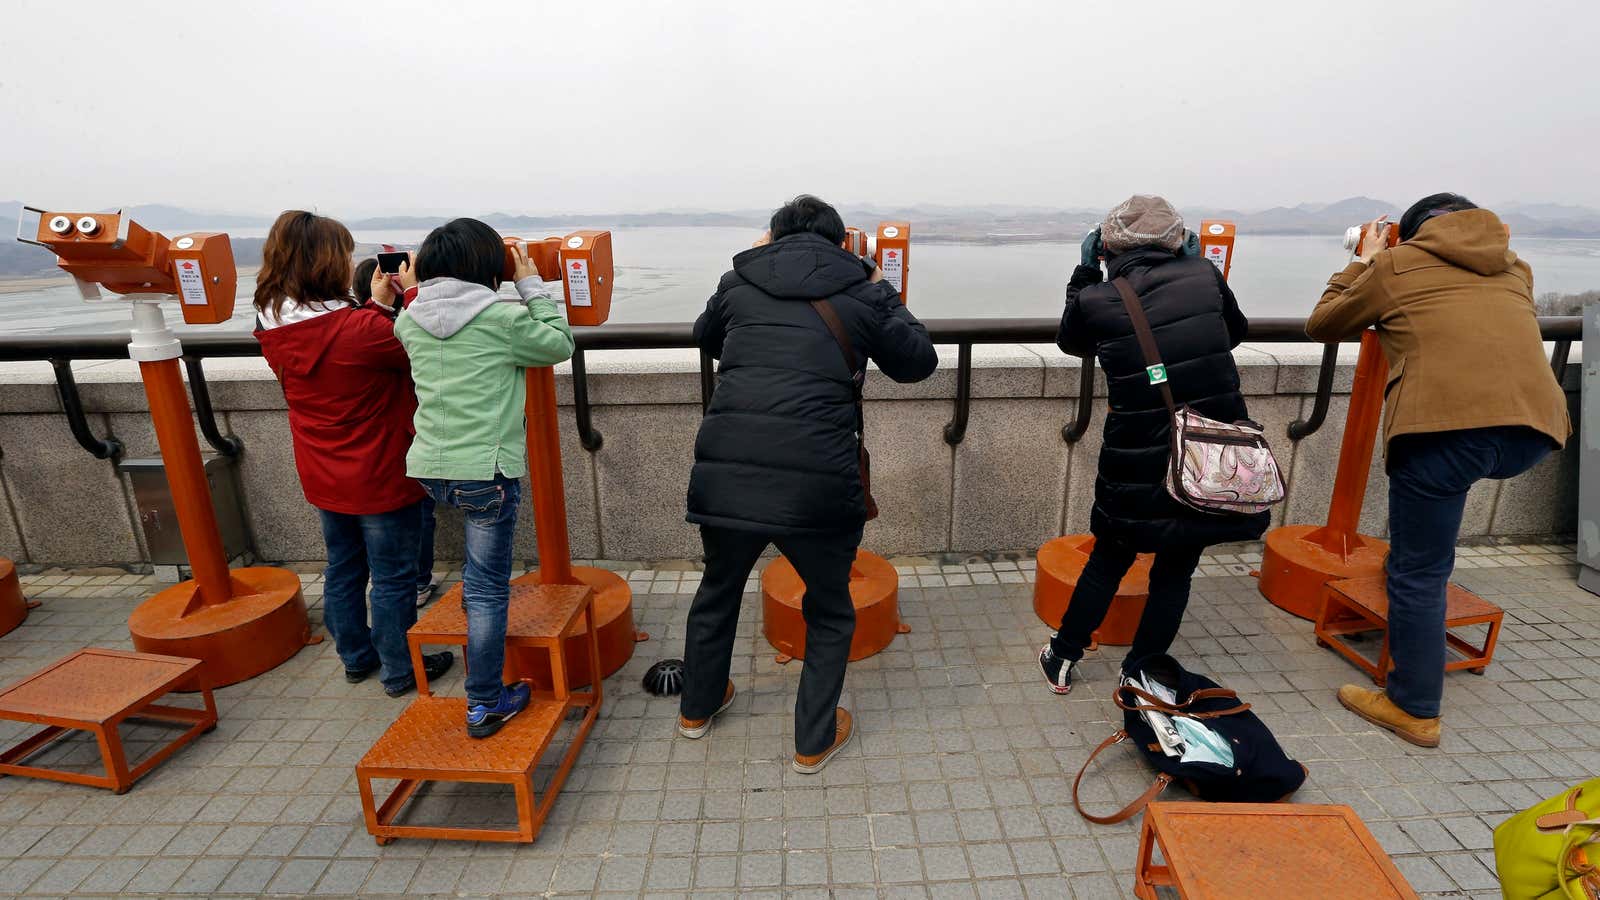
<box><xmin>1494</xmin><ymin>778</ymin><xmax>1600</xmax><ymax>900</ymax></box>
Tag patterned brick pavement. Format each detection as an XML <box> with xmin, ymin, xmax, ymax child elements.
<box><xmin>0</xmin><ymin>543</ymin><xmax>1594</xmax><ymax>898</ymax></box>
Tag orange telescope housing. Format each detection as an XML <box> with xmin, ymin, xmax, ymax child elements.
<box><xmin>500</xmin><ymin>230</ymin><xmax>614</xmax><ymax>327</ymax></box>
<box><xmin>22</xmin><ymin>209</ymin><xmax>236</xmax><ymax>325</ymax></box>
<box><xmin>874</xmin><ymin>222</ymin><xmax>910</xmax><ymax>303</ymax></box>
<box><xmin>1199</xmin><ymin>220</ymin><xmax>1236</xmax><ymax>280</ymax></box>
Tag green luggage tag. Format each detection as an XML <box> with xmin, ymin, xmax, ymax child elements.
<box><xmin>1147</xmin><ymin>364</ymin><xmax>1168</xmax><ymax>385</ymax></box>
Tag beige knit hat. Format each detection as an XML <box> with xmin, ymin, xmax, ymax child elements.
<box><xmin>1102</xmin><ymin>195</ymin><xmax>1186</xmax><ymax>254</ymax></box>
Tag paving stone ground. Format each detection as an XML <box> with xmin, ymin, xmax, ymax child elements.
<box><xmin>0</xmin><ymin>543</ymin><xmax>1595</xmax><ymax>898</ymax></box>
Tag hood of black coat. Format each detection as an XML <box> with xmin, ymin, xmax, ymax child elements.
<box><xmin>731</xmin><ymin>233</ymin><xmax>871</xmax><ymax>300</ymax></box>
<box><xmin>1106</xmin><ymin>245</ymin><xmax>1182</xmax><ymax>280</ymax></box>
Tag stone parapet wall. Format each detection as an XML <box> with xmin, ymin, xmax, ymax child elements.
<box><xmin>0</xmin><ymin>342</ymin><xmax>1583</xmax><ymax>566</ymax></box>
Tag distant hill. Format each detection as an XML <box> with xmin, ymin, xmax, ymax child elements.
<box><xmin>4</xmin><ymin>196</ymin><xmax>1599</xmax><ymax>279</ymax></box>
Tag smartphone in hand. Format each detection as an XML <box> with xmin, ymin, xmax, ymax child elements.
<box><xmin>377</xmin><ymin>251</ymin><xmax>410</xmax><ymax>275</ymax></box>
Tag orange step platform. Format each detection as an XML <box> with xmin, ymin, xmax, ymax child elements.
<box><xmin>361</xmin><ymin>581</ymin><xmax>602</xmax><ymax>843</ymax></box>
<box><xmin>1134</xmin><ymin>801</ymin><xmax>1417</xmax><ymax>899</ymax></box>
<box><xmin>409</xmin><ymin>582</ymin><xmax>625</xmax><ymax>694</ymax></box>
<box><xmin>1034</xmin><ymin>535</ymin><xmax>1152</xmax><ymax>645</ymax></box>
<box><xmin>761</xmin><ymin>549</ymin><xmax>908</xmax><ymax>663</ymax></box>
<box><xmin>1316</xmin><ymin>576</ymin><xmax>1504</xmax><ymax>685</ymax></box>
<box><xmin>0</xmin><ymin>648</ymin><xmax>217</xmax><ymax>794</ymax></box>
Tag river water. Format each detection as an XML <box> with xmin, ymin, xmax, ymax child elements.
<box><xmin>3</xmin><ymin>229</ymin><xmax>1597</xmax><ymax>335</ymax></box>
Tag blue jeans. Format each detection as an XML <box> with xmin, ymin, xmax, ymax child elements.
<box><xmin>1385</xmin><ymin>426</ymin><xmax>1553</xmax><ymax>718</ymax></box>
<box><xmin>318</xmin><ymin>500</ymin><xmax>423</xmax><ymax>693</ymax></box>
<box><xmin>417</xmin><ymin>494</ymin><xmax>437</xmax><ymax>590</ymax></box>
<box><xmin>419</xmin><ymin>476</ymin><xmax>520</xmax><ymax>705</ymax></box>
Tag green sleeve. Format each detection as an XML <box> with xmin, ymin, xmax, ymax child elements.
<box><xmin>507</xmin><ymin>297</ymin><xmax>576</xmax><ymax>367</ymax></box>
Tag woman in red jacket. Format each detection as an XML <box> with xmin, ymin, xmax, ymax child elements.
<box><xmin>253</xmin><ymin>211</ymin><xmax>451</xmax><ymax>697</ymax></box>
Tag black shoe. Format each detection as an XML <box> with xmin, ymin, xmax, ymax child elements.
<box><xmin>345</xmin><ymin>662</ymin><xmax>380</xmax><ymax>684</ymax></box>
<box><xmin>1039</xmin><ymin>643</ymin><xmax>1076</xmax><ymax>695</ymax></box>
<box><xmin>383</xmin><ymin>652</ymin><xmax>455</xmax><ymax>698</ymax></box>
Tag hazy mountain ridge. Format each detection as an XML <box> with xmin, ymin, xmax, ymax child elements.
<box><xmin>4</xmin><ymin>197</ymin><xmax>1599</xmax><ymax>279</ymax></box>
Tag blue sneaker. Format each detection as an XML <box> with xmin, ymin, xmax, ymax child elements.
<box><xmin>467</xmin><ymin>682</ymin><xmax>531</xmax><ymax>739</ymax></box>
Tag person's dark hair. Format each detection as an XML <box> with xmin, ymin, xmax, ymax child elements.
<box><xmin>769</xmin><ymin>194</ymin><xmax>847</xmax><ymax>245</ymax></box>
<box><xmin>415</xmin><ymin>218</ymin><xmax>504</xmax><ymax>289</ymax></box>
<box><xmin>1399</xmin><ymin>192</ymin><xmax>1478</xmax><ymax>242</ymax></box>
<box><xmin>253</xmin><ymin>211</ymin><xmax>356</xmax><ymax>319</ymax></box>
<box><xmin>352</xmin><ymin>257</ymin><xmax>378</xmax><ymax>303</ymax></box>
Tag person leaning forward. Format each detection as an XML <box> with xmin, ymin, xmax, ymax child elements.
<box><xmin>1307</xmin><ymin>193</ymin><xmax>1570</xmax><ymax>748</ymax></box>
<box><xmin>678</xmin><ymin>194</ymin><xmax>938</xmax><ymax>774</ymax></box>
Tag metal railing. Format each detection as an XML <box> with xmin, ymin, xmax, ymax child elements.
<box><xmin>0</xmin><ymin>316</ymin><xmax>1580</xmax><ymax>459</ymax></box>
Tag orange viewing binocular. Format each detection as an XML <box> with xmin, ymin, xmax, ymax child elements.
<box><xmin>840</xmin><ymin>222</ymin><xmax>911</xmax><ymax>303</ymax></box>
<box><xmin>17</xmin><ymin>207</ymin><xmax>237</xmax><ymax>325</ymax></box>
<box><xmin>1198</xmin><ymin>220</ymin><xmax>1236</xmax><ymax>280</ymax></box>
<box><xmin>501</xmin><ymin>230</ymin><xmax>614</xmax><ymax>327</ymax></box>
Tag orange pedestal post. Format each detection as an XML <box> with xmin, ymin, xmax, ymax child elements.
<box><xmin>506</xmin><ymin>366</ymin><xmax>640</xmax><ymax>690</ymax></box>
<box><xmin>761</xmin><ymin>550</ymin><xmax>907</xmax><ymax>663</ymax></box>
<box><xmin>1</xmin><ymin>558</ymin><xmax>40</xmax><ymax>637</ymax></box>
<box><xmin>122</xmin><ymin>301</ymin><xmax>315</xmax><ymax>687</ymax></box>
<box><xmin>1033</xmin><ymin>535</ymin><xmax>1153</xmax><ymax>645</ymax></box>
<box><xmin>1258</xmin><ymin>331</ymin><xmax>1391</xmax><ymax>619</ymax></box>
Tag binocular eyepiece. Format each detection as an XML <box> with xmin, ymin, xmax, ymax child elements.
<box><xmin>1343</xmin><ymin>219</ymin><xmax>1400</xmax><ymax>256</ymax></box>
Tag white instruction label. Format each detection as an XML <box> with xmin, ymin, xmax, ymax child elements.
<box><xmin>1203</xmin><ymin>244</ymin><xmax>1229</xmax><ymax>273</ymax></box>
<box><xmin>565</xmin><ymin>258</ymin><xmax>592</xmax><ymax>307</ymax></box>
<box><xmin>880</xmin><ymin>247</ymin><xmax>905</xmax><ymax>293</ymax></box>
<box><xmin>174</xmin><ymin>258</ymin><xmax>208</xmax><ymax>306</ymax></box>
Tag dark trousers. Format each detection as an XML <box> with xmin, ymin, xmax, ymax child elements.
<box><xmin>682</xmin><ymin>524</ymin><xmax>862</xmax><ymax>756</ymax></box>
<box><xmin>1051</xmin><ymin>538</ymin><xmax>1204</xmax><ymax>672</ymax></box>
<box><xmin>1385</xmin><ymin>426</ymin><xmax>1553</xmax><ymax>718</ymax></box>
<box><xmin>318</xmin><ymin>500</ymin><xmax>422</xmax><ymax>693</ymax></box>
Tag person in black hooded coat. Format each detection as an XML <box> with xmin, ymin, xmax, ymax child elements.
<box><xmin>680</xmin><ymin>195</ymin><xmax>937</xmax><ymax>772</ymax></box>
<box><xmin>1038</xmin><ymin>195</ymin><xmax>1269</xmax><ymax>695</ymax></box>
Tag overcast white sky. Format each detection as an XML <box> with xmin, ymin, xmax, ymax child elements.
<box><xmin>3</xmin><ymin>0</ymin><xmax>1597</xmax><ymax>218</ymax></box>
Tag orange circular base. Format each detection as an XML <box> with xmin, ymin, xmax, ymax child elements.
<box><xmin>508</xmin><ymin>566</ymin><xmax>640</xmax><ymax>690</ymax></box>
<box><xmin>1258</xmin><ymin>525</ymin><xmax>1389</xmax><ymax>620</ymax></box>
<box><xmin>761</xmin><ymin>549</ymin><xmax>906</xmax><ymax>662</ymax></box>
<box><xmin>1</xmin><ymin>558</ymin><xmax>36</xmax><ymax>638</ymax></box>
<box><xmin>128</xmin><ymin>566</ymin><xmax>316</xmax><ymax>688</ymax></box>
<box><xmin>1033</xmin><ymin>535</ymin><xmax>1153</xmax><ymax>646</ymax></box>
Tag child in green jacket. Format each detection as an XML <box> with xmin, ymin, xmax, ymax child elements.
<box><xmin>395</xmin><ymin>218</ymin><xmax>575</xmax><ymax>737</ymax></box>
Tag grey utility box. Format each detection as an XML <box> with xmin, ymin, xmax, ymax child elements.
<box><xmin>117</xmin><ymin>456</ymin><xmax>250</xmax><ymax>566</ymax></box>
<box><xmin>1581</xmin><ymin>302</ymin><xmax>1599</xmax><ymax>596</ymax></box>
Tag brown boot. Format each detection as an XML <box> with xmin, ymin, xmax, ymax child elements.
<box><xmin>1337</xmin><ymin>684</ymin><xmax>1441</xmax><ymax>748</ymax></box>
<box><xmin>677</xmin><ymin>681</ymin><xmax>735</xmax><ymax>739</ymax></box>
<box><xmin>792</xmin><ymin>708</ymin><xmax>853</xmax><ymax>774</ymax></box>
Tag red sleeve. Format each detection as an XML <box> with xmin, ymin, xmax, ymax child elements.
<box><xmin>347</xmin><ymin>309</ymin><xmax>413</xmax><ymax>372</ymax></box>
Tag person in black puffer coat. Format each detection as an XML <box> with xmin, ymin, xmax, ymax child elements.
<box><xmin>1038</xmin><ymin>195</ymin><xmax>1269</xmax><ymax>695</ymax></box>
<box><xmin>681</xmin><ymin>195</ymin><xmax>937</xmax><ymax>772</ymax></box>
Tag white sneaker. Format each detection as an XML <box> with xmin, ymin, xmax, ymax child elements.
<box><xmin>416</xmin><ymin>579</ymin><xmax>439</xmax><ymax>608</ymax></box>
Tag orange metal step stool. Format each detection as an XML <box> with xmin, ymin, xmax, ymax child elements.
<box><xmin>406</xmin><ymin>583</ymin><xmax>605</xmax><ymax>696</ymax></box>
<box><xmin>1</xmin><ymin>558</ymin><xmax>41</xmax><ymax>637</ymax></box>
<box><xmin>1134</xmin><ymin>801</ymin><xmax>1417</xmax><ymax>899</ymax></box>
<box><xmin>358</xmin><ymin>582</ymin><xmax>601</xmax><ymax>843</ymax></box>
<box><xmin>1315</xmin><ymin>576</ymin><xmax>1504</xmax><ymax>685</ymax></box>
<box><xmin>0</xmin><ymin>648</ymin><xmax>217</xmax><ymax>794</ymax></box>
<box><xmin>762</xmin><ymin>550</ymin><xmax>908</xmax><ymax>663</ymax></box>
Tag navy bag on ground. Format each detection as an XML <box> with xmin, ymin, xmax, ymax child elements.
<box><xmin>1072</xmin><ymin>654</ymin><xmax>1308</xmax><ymax>824</ymax></box>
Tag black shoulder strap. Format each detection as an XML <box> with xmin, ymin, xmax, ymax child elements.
<box><xmin>809</xmin><ymin>299</ymin><xmax>866</xmax><ymax>437</ymax></box>
<box><xmin>1111</xmin><ymin>277</ymin><xmax>1176</xmax><ymax>413</ymax></box>
<box><xmin>809</xmin><ymin>299</ymin><xmax>861</xmax><ymax>376</ymax></box>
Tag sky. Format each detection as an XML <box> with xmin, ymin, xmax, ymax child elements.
<box><xmin>3</xmin><ymin>0</ymin><xmax>1598</xmax><ymax>218</ymax></box>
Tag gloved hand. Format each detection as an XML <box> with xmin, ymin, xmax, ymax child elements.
<box><xmin>1068</xmin><ymin>264</ymin><xmax>1104</xmax><ymax>290</ymax></box>
<box><xmin>1080</xmin><ymin>228</ymin><xmax>1103</xmax><ymax>268</ymax></box>
<box><xmin>1180</xmin><ymin>229</ymin><xmax>1200</xmax><ymax>258</ymax></box>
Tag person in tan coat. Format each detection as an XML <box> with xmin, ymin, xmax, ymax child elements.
<box><xmin>1307</xmin><ymin>193</ymin><xmax>1570</xmax><ymax>747</ymax></box>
